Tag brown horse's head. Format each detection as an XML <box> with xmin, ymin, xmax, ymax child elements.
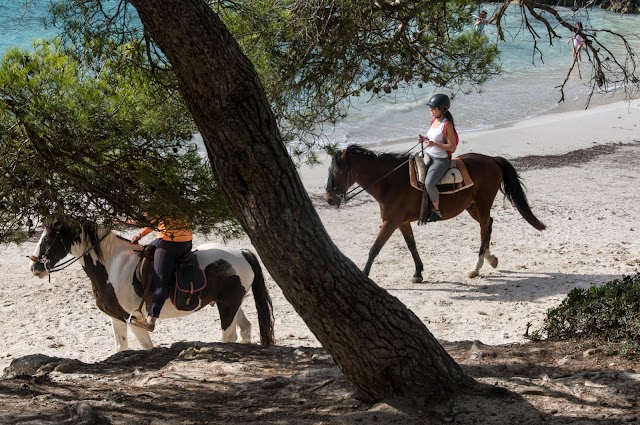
<box><xmin>325</xmin><ymin>149</ymin><xmax>354</xmax><ymax>208</ymax></box>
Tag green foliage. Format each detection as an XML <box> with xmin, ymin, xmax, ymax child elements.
<box><xmin>0</xmin><ymin>40</ymin><xmax>241</xmax><ymax>242</ymax></box>
<box><xmin>540</xmin><ymin>273</ymin><xmax>640</xmax><ymax>353</ymax></box>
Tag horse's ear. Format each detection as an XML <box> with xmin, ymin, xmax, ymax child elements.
<box><xmin>335</xmin><ymin>149</ymin><xmax>347</xmax><ymax>167</ymax></box>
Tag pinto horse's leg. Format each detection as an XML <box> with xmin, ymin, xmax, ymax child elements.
<box><xmin>363</xmin><ymin>220</ymin><xmax>400</xmax><ymax>277</ymax></box>
<box><xmin>218</xmin><ymin>304</ymin><xmax>241</xmax><ymax>343</ymax></box>
<box><xmin>111</xmin><ymin>317</ymin><xmax>130</xmax><ymax>352</ymax></box>
<box><xmin>466</xmin><ymin>206</ymin><xmax>497</xmax><ymax>278</ymax></box>
<box><xmin>235</xmin><ymin>307</ymin><xmax>252</xmax><ymax>344</ymax></box>
<box><xmin>127</xmin><ymin>320</ymin><xmax>154</xmax><ymax>350</ymax></box>
<box><xmin>398</xmin><ymin>222</ymin><xmax>424</xmax><ymax>283</ymax></box>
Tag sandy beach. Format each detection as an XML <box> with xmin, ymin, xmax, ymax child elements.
<box><xmin>1</xmin><ymin>98</ymin><xmax>639</xmax><ymax>375</ymax></box>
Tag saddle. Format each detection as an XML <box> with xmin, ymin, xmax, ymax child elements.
<box><xmin>409</xmin><ymin>154</ymin><xmax>475</xmax><ymax>224</ymax></box>
<box><xmin>408</xmin><ymin>154</ymin><xmax>474</xmax><ymax>194</ymax></box>
<box><xmin>133</xmin><ymin>245</ymin><xmax>207</xmax><ymax>312</ymax></box>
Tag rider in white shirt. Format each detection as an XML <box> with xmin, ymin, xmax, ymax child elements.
<box><xmin>418</xmin><ymin>93</ymin><xmax>458</xmax><ymax>222</ymax></box>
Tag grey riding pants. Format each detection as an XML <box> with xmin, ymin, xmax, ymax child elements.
<box><xmin>424</xmin><ymin>156</ymin><xmax>450</xmax><ymax>205</ymax></box>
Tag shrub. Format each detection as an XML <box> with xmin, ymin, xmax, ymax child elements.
<box><xmin>541</xmin><ymin>272</ymin><xmax>640</xmax><ymax>352</ymax></box>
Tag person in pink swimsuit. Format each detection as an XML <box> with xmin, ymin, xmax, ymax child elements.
<box><xmin>567</xmin><ymin>22</ymin><xmax>585</xmax><ymax>62</ymax></box>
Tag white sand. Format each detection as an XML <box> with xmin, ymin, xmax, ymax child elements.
<box><xmin>1</xmin><ymin>99</ymin><xmax>639</xmax><ymax>373</ymax></box>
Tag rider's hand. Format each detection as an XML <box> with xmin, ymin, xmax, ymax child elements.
<box><xmin>131</xmin><ymin>235</ymin><xmax>141</xmax><ymax>244</ymax></box>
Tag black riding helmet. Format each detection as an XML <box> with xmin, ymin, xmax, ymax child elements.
<box><xmin>426</xmin><ymin>93</ymin><xmax>451</xmax><ymax>110</ymax></box>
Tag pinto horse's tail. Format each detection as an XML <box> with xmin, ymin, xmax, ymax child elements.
<box><xmin>241</xmin><ymin>249</ymin><xmax>275</xmax><ymax>345</ymax></box>
<box><xmin>495</xmin><ymin>157</ymin><xmax>546</xmax><ymax>231</ymax></box>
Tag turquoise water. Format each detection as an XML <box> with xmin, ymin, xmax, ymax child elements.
<box><xmin>2</xmin><ymin>2</ymin><xmax>638</xmax><ymax>147</ymax></box>
<box><xmin>0</xmin><ymin>1</ymin><xmax>55</xmax><ymax>54</ymax></box>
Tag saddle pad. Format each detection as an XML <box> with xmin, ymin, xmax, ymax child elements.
<box><xmin>438</xmin><ymin>167</ymin><xmax>464</xmax><ymax>185</ymax></box>
<box><xmin>171</xmin><ymin>253</ymin><xmax>207</xmax><ymax>311</ymax></box>
<box><xmin>409</xmin><ymin>154</ymin><xmax>474</xmax><ymax>193</ymax></box>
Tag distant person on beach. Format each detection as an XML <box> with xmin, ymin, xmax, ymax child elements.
<box><xmin>417</xmin><ymin>94</ymin><xmax>458</xmax><ymax>223</ymax></box>
<box><xmin>566</xmin><ymin>21</ymin><xmax>585</xmax><ymax>62</ymax></box>
<box><xmin>130</xmin><ymin>217</ymin><xmax>193</xmax><ymax>332</ymax></box>
<box><xmin>474</xmin><ymin>10</ymin><xmax>494</xmax><ymax>35</ymax></box>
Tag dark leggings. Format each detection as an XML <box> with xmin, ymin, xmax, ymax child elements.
<box><xmin>148</xmin><ymin>238</ymin><xmax>193</xmax><ymax>318</ymax></box>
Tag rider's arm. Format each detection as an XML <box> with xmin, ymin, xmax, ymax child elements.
<box><xmin>441</xmin><ymin>124</ymin><xmax>457</xmax><ymax>152</ymax></box>
<box><xmin>131</xmin><ymin>227</ymin><xmax>153</xmax><ymax>244</ymax></box>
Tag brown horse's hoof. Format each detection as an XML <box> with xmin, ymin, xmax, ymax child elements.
<box><xmin>411</xmin><ymin>276</ymin><xmax>423</xmax><ymax>283</ymax></box>
<box><xmin>488</xmin><ymin>256</ymin><xmax>498</xmax><ymax>269</ymax></box>
<box><xmin>467</xmin><ymin>270</ymin><xmax>480</xmax><ymax>278</ymax></box>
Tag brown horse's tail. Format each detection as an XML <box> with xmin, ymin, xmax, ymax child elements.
<box><xmin>495</xmin><ymin>157</ymin><xmax>546</xmax><ymax>231</ymax></box>
<box><xmin>241</xmin><ymin>249</ymin><xmax>275</xmax><ymax>345</ymax></box>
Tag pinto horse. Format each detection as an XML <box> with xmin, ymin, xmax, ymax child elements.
<box><xmin>29</xmin><ymin>221</ymin><xmax>274</xmax><ymax>352</ymax></box>
<box><xmin>324</xmin><ymin>145</ymin><xmax>546</xmax><ymax>282</ymax></box>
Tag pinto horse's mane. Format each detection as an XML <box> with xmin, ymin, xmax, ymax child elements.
<box><xmin>79</xmin><ymin>222</ymin><xmax>129</xmax><ymax>262</ymax></box>
<box><xmin>340</xmin><ymin>144</ymin><xmax>409</xmax><ymax>167</ymax></box>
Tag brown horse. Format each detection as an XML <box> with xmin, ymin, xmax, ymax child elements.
<box><xmin>324</xmin><ymin>144</ymin><xmax>546</xmax><ymax>282</ymax></box>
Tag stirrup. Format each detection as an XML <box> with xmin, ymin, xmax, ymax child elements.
<box><xmin>426</xmin><ymin>210</ymin><xmax>442</xmax><ymax>223</ymax></box>
<box><xmin>129</xmin><ymin>316</ymin><xmax>155</xmax><ymax>332</ymax></box>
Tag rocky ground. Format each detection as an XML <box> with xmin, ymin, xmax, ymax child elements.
<box><xmin>1</xmin><ymin>338</ymin><xmax>639</xmax><ymax>425</ymax></box>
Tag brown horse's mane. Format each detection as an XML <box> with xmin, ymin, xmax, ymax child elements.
<box><xmin>342</xmin><ymin>144</ymin><xmax>408</xmax><ymax>166</ymax></box>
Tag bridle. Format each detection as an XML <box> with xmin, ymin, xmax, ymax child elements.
<box><xmin>327</xmin><ymin>142</ymin><xmax>420</xmax><ymax>204</ymax></box>
<box><xmin>31</xmin><ymin>226</ymin><xmax>110</xmax><ymax>281</ymax></box>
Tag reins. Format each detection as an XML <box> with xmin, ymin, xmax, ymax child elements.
<box><xmin>52</xmin><ymin>231</ymin><xmax>111</xmax><ymax>272</ymax></box>
<box><xmin>342</xmin><ymin>142</ymin><xmax>421</xmax><ymax>203</ymax></box>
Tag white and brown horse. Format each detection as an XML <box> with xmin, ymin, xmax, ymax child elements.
<box><xmin>29</xmin><ymin>221</ymin><xmax>274</xmax><ymax>352</ymax></box>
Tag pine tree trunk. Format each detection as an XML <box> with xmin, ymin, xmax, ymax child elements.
<box><xmin>129</xmin><ymin>0</ymin><xmax>471</xmax><ymax>403</ymax></box>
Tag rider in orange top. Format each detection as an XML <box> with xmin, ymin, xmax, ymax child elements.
<box><xmin>130</xmin><ymin>218</ymin><xmax>193</xmax><ymax>331</ymax></box>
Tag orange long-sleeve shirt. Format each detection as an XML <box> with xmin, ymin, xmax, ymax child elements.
<box><xmin>138</xmin><ymin>219</ymin><xmax>192</xmax><ymax>242</ymax></box>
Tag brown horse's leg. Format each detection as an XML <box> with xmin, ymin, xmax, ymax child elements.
<box><xmin>466</xmin><ymin>205</ymin><xmax>497</xmax><ymax>278</ymax></box>
<box><xmin>363</xmin><ymin>220</ymin><xmax>399</xmax><ymax>277</ymax></box>
<box><xmin>398</xmin><ymin>222</ymin><xmax>424</xmax><ymax>283</ymax></box>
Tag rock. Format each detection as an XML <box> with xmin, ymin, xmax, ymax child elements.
<box><xmin>469</xmin><ymin>340</ymin><xmax>485</xmax><ymax>360</ymax></box>
<box><xmin>71</xmin><ymin>401</ymin><xmax>109</xmax><ymax>425</ymax></box>
<box><xmin>583</xmin><ymin>348</ymin><xmax>602</xmax><ymax>358</ymax></box>
<box><xmin>557</xmin><ymin>355</ymin><xmax>575</xmax><ymax>366</ymax></box>
<box><xmin>3</xmin><ymin>354</ymin><xmax>62</xmax><ymax>378</ymax></box>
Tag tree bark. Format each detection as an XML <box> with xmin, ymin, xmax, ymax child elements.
<box><xmin>129</xmin><ymin>0</ymin><xmax>470</xmax><ymax>403</ymax></box>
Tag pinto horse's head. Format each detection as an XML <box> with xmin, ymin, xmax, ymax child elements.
<box><xmin>29</xmin><ymin>221</ymin><xmax>77</xmax><ymax>278</ymax></box>
<box><xmin>324</xmin><ymin>149</ymin><xmax>354</xmax><ymax>208</ymax></box>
